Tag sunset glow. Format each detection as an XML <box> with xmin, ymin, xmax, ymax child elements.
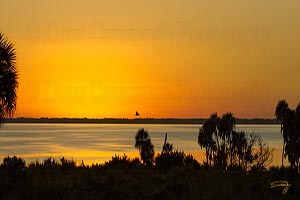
<box><xmin>2</xmin><ymin>0</ymin><xmax>300</xmax><ymax>118</ymax></box>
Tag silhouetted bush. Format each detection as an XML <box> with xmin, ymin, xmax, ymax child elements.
<box><xmin>0</xmin><ymin>155</ymin><xmax>300</xmax><ymax>199</ymax></box>
<box><xmin>104</xmin><ymin>154</ymin><xmax>141</xmax><ymax>169</ymax></box>
<box><xmin>60</xmin><ymin>157</ymin><xmax>76</xmax><ymax>170</ymax></box>
<box><xmin>43</xmin><ymin>157</ymin><xmax>60</xmax><ymax>168</ymax></box>
<box><xmin>155</xmin><ymin>151</ymin><xmax>184</xmax><ymax>170</ymax></box>
<box><xmin>184</xmin><ymin>154</ymin><xmax>201</xmax><ymax>169</ymax></box>
<box><xmin>155</xmin><ymin>150</ymin><xmax>200</xmax><ymax>171</ymax></box>
<box><xmin>1</xmin><ymin>155</ymin><xmax>25</xmax><ymax>173</ymax></box>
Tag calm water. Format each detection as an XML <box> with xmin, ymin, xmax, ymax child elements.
<box><xmin>0</xmin><ymin>123</ymin><xmax>282</xmax><ymax>164</ymax></box>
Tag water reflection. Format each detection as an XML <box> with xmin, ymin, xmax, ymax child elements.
<box><xmin>0</xmin><ymin>123</ymin><xmax>281</xmax><ymax>165</ymax></box>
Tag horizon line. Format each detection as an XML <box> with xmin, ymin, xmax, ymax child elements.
<box><xmin>5</xmin><ymin>117</ymin><xmax>279</xmax><ymax>125</ymax></box>
<box><xmin>9</xmin><ymin>117</ymin><xmax>277</xmax><ymax>120</ymax></box>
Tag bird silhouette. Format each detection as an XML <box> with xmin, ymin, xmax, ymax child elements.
<box><xmin>135</xmin><ymin>111</ymin><xmax>140</xmax><ymax>117</ymax></box>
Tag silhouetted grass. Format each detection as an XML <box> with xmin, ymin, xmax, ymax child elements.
<box><xmin>0</xmin><ymin>155</ymin><xmax>300</xmax><ymax>200</ymax></box>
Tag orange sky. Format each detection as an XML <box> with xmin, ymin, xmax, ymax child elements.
<box><xmin>1</xmin><ymin>0</ymin><xmax>300</xmax><ymax>118</ymax></box>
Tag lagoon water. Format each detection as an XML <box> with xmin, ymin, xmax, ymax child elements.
<box><xmin>0</xmin><ymin>123</ymin><xmax>282</xmax><ymax>165</ymax></box>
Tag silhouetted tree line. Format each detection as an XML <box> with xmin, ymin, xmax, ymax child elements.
<box><xmin>276</xmin><ymin>100</ymin><xmax>300</xmax><ymax>171</ymax></box>
<box><xmin>134</xmin><ymin>129</ymin><xmax>200</xmax><ymax>170</ymax></box>
<box><xmin>2</xmin><ymin>155</ymin><xmax>300</xmax><ymax>199</ymax></box>
<box><xmin>197</xmin><ymin>112</ymin><xmax>273</xmax><ymax>170</ymax></box>
<box><xmin>134</xmin><ymin>115</ymin><xmax>272</xmax><ymax>172</ymax></box>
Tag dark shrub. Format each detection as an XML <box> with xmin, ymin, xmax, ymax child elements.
<box><xmin>104</xmin><ymin>154</ymin><xmax>141</xmax><ymax>169</ymax></box>
<box><xmin>155</xmin><ymin>151</ymin><xmax>185</xmax><ymax>170</ymax></box>
<box><xmin>1</xmin><ymin>155</ymin><xmax>26</xmax><ymax>173</ymax></box>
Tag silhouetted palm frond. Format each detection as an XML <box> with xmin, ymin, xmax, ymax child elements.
<box><xmin>0</xmin><ymin>32</ymin><xmax>18</xmax><ymax>123</ymax></box>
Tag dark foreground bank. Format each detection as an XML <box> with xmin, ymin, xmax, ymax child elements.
<box><xmin>0</xmin><ymin>155</ymin><xmax>299</xmax><ymax>200</ymax></box>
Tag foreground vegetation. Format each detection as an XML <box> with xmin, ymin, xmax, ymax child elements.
<box><xmin>0</xmin><ymin>155</ymin><xmax>300</xmax><ymax>200</ymax></box>
<box><xmin>275</xmin><ymin>100</ymin><xmax>300</xmax><ymax>170</ymax></box>
<box><xmin>0</xmin><ymin>110</ymin><xmax>294</xmax><ymax>200</ymax></box>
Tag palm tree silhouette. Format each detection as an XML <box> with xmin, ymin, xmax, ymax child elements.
<box><xmin>0</xmin><ymin>32</ymin><xmax>18</xmax><ymax>124</ymax></box>
<box><xmin>275</xmin><ymin>100</ymin><xmax>289</xmax><ymax>167</ymax></box>
<box><xmin>198</xmin><ymin>119</ymin><xmax>216</xmax><ymax>166</ymax></box>
<box><xmin>135</xmin><ymin>128</ymin><xmax>149</xmax><ymax>151</ymax></box>
<box><xmin>198</xmin><ymin>127</ymin><xmax>210</xmax><ymax>165</ymax></box>
<box><xmin>135</xmin><ymin>128</ymin><xmax>154</xmax><ymax>166</ymax></box>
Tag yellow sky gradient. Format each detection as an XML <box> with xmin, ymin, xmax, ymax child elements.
<box><xmin>1</xmin><ymin>0</ymin><xmax>300</xmax><ymax>118</ymax></box>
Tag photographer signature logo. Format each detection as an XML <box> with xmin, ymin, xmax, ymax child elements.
<box><xmin>270</xmin><ymin>180</ymin><xmax>292</xmax><ymax>195</ymax></box>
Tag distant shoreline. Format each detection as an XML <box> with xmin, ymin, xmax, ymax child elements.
<box><xmin>5</xmin><ymin>118</ymin><xmax>280</xmax><ymax>125</ymax></box>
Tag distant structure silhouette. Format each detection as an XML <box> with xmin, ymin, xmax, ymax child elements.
<box><xmin>135</xmin><ymin>111</ymin><xmax>140</xmax><ymax>117</ymax></box>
